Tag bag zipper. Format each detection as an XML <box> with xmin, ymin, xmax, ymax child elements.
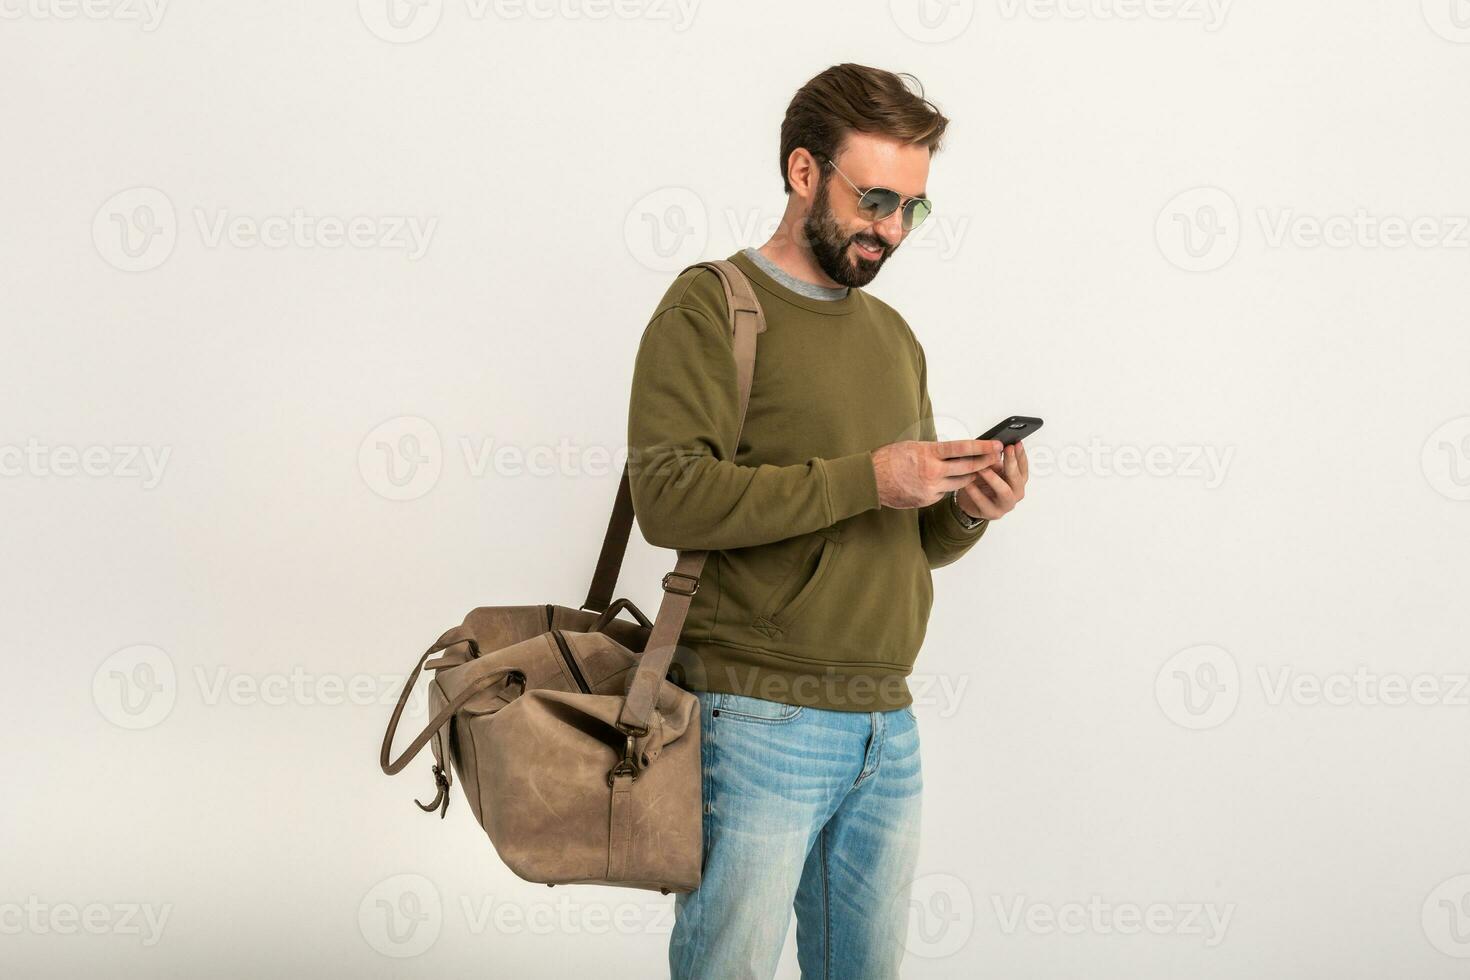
<box><xmin>551</xmin><ymin>629</ymin><xmax>591</xmax><ymax>694</ymax></box>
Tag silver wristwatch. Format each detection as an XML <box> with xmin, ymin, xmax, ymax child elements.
<box><xmin>949</xmin><ymin>490</ymin><xmax>986</xmax><ymax>530</ymax></box>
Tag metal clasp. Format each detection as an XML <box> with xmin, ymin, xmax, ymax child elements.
<box><xmin>415</xmin><ymin>764</ymin><xmax>451</xmax><ymax>819</ymax></box>
<box><xmin>606</xmin><ymin>733</ymin><xmax>640</xmax><ymax>786</ymax></box>
<box><xmin>661</xmin><ymin>571</ymin><xmax>699</xmax><ymax>596</ymax></box>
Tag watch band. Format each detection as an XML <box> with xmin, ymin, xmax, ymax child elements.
<box><xmin>949</xmin><ymin>489</ymin><xmax>986</xmax><ymax>530</ymax></box>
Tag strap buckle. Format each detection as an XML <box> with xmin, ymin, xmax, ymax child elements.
<box><xmin>607</xmin><ymin>734</ymin><xmax>641</xmax><ymax>786</ymax></box>
<box><xmin>415</xmin><ymin>763</ymin><xmax>451</xmax><ymax>819</ymax></box>
<box><xmin>661</xmin><ymin>571</ymin><xmax>699</xmax><ymax>597</ymax></box>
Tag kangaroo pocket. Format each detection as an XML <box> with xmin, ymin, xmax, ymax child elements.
<box><xmin>713</xmin><ymin>511</ymin><xmax>934</xmax><ymax>669</ymax></box>
<box><xmin>751</xmin><ymin>527</ymin><xmax>842</xmax><ymax>639</ymax></box>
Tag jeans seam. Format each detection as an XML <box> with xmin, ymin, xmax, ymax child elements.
<box><xmin>703</xmin><ymin>699</ymin><xmax>716</xmax><ymax>860</ymax></box>
<box><xmin>679</xmin><ymin>697</ymin><xmax>715</xmax><ymax>978</ymax></box>
<box><xmin>873</xmin><ymin>713</ymin><xmax>885</xmax><ymax>778</ymax></box>
<box><xmin>820</xmin><ymin>827</ymin><xmax>832</xmax><ymax>980</ymax></box>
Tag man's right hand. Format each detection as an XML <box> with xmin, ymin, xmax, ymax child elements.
<box><xmin>870</xmin><ymin>439</ymin><xmax>1005</xmax><ymax>509</ymax></box>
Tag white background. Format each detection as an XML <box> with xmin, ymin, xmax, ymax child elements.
<box><xmin>3</xmin><ymin>0</ymin><xmax>1469</xmax><ymax>976</ymax></box>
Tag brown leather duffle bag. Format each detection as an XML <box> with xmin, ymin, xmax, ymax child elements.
<box><xmin>380</xmin><ymin>258</ymin><xmax>764</xmax><ymax>894</ymax></box>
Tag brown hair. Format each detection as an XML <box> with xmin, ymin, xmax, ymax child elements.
<box><xmin>778</xmin><ymin>63</ymin><xmax>949</xmax><ymax>193</ymax></box>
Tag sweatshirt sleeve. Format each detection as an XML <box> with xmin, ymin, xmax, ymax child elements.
<box><xmin>627</xmin><ymin>303</ymin><xmax>880</xmax><ymax>551</ymax></box>
<box><xmin>914</xmin><ymin>337</ymin><xmax>990</xmax><ymax>569</ymax></box>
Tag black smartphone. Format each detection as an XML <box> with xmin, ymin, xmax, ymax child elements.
<box><xmin>978</xmin><ymin>416</ymin><xmax>1044</xmax><ymax>446</ymax></box>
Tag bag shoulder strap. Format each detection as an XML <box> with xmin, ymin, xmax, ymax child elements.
<box><xmin>613</xmin><ymin>259</ymin><xmax>765</xmax><ymax>735</ymax></box>
<box><xmin>581</xmin><ymin>258</ymin><xmax>765</xmax><ymax>613</ymax></box>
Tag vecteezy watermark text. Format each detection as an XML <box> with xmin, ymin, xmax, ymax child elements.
<box><xmin>991</xmin><ymin>895</ymin><xmax>1235</xmax><ymax>946</ymax></box>
<box><xmin>93</xmin><ymin>644</ymin><xmax>427</xmax><ymax>730</ymax></box>
<box><xmin>0</xmin><ymin>898</ymin><xmax>172</xmax><ymax>947</ymax></box>
<box><xmin>0</xmin><ymin>0</ymin><xmax>168</xmax><ymax>30</ymax></box>
<box><xmin>1158</xmin><ymin>187</ymin><xmax>1470</xmax><ymax>272</ymax></box>
<box><xmin>358</xmin><ymin>0</ymin><xmax>701</xmax><ymax>44</ymax></box>
<box><xmin>0</xmin><ymin>440</ymin><xmax>170</xmax><ymax>489</ymax></box>
<box><xmin>93</xmin><ymin>187</ymin><xmax>437</xmax><ymax>272</ymax></box>
<box><xmin>995</xmin><ymin>0</ymin><xmax>1231</xmax><ymax>31</ymax></box>
<box><xmin>1157</xmin><ymin>644</ymin><xmax>1470</xmax><ymax>730</ymax></box>
<box><xmin>1027</xmin><ymin>440</ymin><xmax>1234</xmax><ymax>488</ymax></box>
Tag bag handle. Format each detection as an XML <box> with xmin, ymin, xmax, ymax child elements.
<box><xmin>380</xmin><ymin>626</ymin><xmax>522</xmax><ymax>777</ymax></box>
<box><xmin>581</xmin><ymin>258</ymin><xmax>766</xmax><ymax>615</ymax></box>
<box><xmin>590</xmin><ymin>596</ymin><xmax>653</xmax><ymax>633</ymax></box>
<box><xmin>615</xmin><ymin>259</ymin><xmax>765</xmax><ymax>736</ymax></box>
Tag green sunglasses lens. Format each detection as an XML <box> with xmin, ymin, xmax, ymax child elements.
<box><xmin>858</xmin><ymin>188</ymin><xmax>902</xmax><ymax>219</ymax></box>
<box><xmin>904</xmin><ymin>199</ymin><xmax>932</xmax><ymax>230</ymax></box>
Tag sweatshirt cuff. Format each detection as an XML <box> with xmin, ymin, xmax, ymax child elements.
<box><xmin>821</xmin><ymin>450</ymin><xmax>882</xmax><ymax>523</ymax></box>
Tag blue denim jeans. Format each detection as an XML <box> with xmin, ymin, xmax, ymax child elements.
<box><xmin>668</xmin><ymin>691</ymin><xmax>923</xmax><ymax>980</ymax></box>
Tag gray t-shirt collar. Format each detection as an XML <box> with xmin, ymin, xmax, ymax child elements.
<box><xmin>741</xmin><ymin>247</ymin><xmax>849</xmax><ymax>302</ymax></box>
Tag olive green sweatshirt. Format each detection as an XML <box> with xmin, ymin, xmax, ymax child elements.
<box><xmin>626</xmin><ymin>249</ymin><xmax>987</xmax><ymax>711</ymax></box>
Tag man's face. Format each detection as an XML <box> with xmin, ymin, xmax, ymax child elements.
<box><xmin>801</xmin><ymin>133</ymin><xmax>931</xmax><ymax>288</ymax></box>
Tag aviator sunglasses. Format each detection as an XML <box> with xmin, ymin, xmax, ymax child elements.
<box><xmin>814</xmin><ymin>151</ymin><xmax>933</xmax><ymax>232</ymax></box>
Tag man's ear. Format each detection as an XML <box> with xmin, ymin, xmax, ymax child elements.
<box><xmin>788</xmin><ymin>148</ymin><xmax>822</xmax><ymax>200</ymax></box>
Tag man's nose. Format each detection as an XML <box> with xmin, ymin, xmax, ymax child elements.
<box><xmin>873</xmin><ymin>208</ymin><xmax>905</xmax><ymax>246</ymax></box>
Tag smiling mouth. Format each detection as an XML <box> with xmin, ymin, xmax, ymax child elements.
<box><xmin>853</xmin><ymin>239</ymin><xmax>885</xmax><ymax>260</ymax></box>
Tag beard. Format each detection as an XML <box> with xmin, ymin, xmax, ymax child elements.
<box><xmin>800</xmin><ymin>175</ymin><xmax>894</xmax><ymax>288</ymax></box>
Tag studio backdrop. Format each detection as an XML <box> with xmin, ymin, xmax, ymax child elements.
<box><xmin>2</xmin><ymin>2</ymin><xmax>1468</xmax><ymax>977</ymax></box>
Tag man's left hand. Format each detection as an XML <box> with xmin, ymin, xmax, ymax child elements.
<box><xmin>957</xmin><ymin>439</ymin><xmax>1029</xmax><ymax>521</ymax></box>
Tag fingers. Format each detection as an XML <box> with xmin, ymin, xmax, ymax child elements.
<box><xmin>958</xmin><ymin>482</ymin><xmax>1002</xmax><ymax>520</ymax></box>
<box><xmin>975</xmin><ymin>465</ymin><xmax>1016</xmax><ymax>509</ymax></box>
<box><xmin>941</xmin><ymin>451</ymin><xmax>1002</xmax><ymax>477</ymax></box>
<box><xmin>936</xmin><ymin>438</ymin><xmax>1004</xmax><ymax>460</ymax></box>
<box><xmin>938</xmin><ymin>470</ymin><xmax>982</xmax><ymax>494</ymax></box>
<box><xmin>952</xmin><ymin>440</ymin><xmax>1030</xmax><ymax>519</ymax></box>
<box><xmin>1002</xmin><ymin>443</ymin><xmax>1020</xmax><ymax>482</ymax></box>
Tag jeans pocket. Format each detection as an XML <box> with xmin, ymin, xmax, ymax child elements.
<box><xmin>715</xmin><ymin>692</ymin><xmax>804</xmax><ymax>724</ymax></box>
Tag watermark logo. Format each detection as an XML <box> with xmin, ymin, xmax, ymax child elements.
<box><xmin>996</xmin><ymin>0</ymin><xmax>1232</xmax><ymax>30</ymax></box>
<box><xmin>1155</xmin><ymin>644</ymin><xmax>1239</xmax><ymax>730</ymax></box>
<box><xmin>358</xmin><ymin>0</ymin><xmax>444</xmax><ymax>43</ymax></box>
<box><xmin>895</xmin><ymin>872</ymin><xmax>975</xmax><ymax>959</ymax></box>
<box><xmin>490</xmin><ymin>0</ymin><xmax>700</xmax><ymax>29</ymax></box>
<box><xmin>0</xmin><ymin>440</ymin><xmax>171</xmax><ymax>488</ymax></box>
<box><xmin>722</xmin><ymin>205</ymin><xmax>973</xmax><ymax>263</ymax></box>
<box><xmin>1422</xmin><ymin>417</ymin><xmax>1470</xmax><ymax>502</ymax></box>
<box><xmin>1257</xmin><ymin>209</ymin><xmax>1470</xmax><ymax>250</ymax></box>
<box><xmin>359</xmin><ymin>873</ymin><xmax>442</xmax><ymax>958</ymax></box>
<box><xmin>359</xmin><ymin>0</ymin><xmax>699</xmax><ymax>42</ymax></box>
<box><xmin>93</xmin><ymin>187</ymin><xmax>177</xmax><ymax>273</ymax></box>
<box><xmin>1027</xmin><ymin>438</ymin><xmax>1234</xmax><ymax>488</ymax></box>
<box><xmin>992</xmin><ymin>895</ymin><xmax>1234</xmax><ymax>946</ymax></box>
<box><xmin>359</xmin><ymin>416</ymin><xmax>443</xmax><ymax>501</ymax></box>
<box><xmin>0</xmin><ymin>898</ymin><xmax>172</xmax><ymax>946</ymax></box>
<box><xmin>889</xmin><ymin>0</ymin><xmax>975</xmax><ymax>43</ymax></box>
<box><xmin>1423</xmin><ymin>874</ymin><xmax>1470</xmax><ymax>957</ymax></box>
<box><xmin>1156</xmin><ymin>187</ymin><xmax>1240</xmax><ymax>272</ymax></box>
<box><xmin>0</xmin><ymin>0</ymin><xmax>168</xmax><ymax>30</ymax></box>
<box><xmin>1422</xmin><ymin>0</ymin><xmax>1470</xmax><ymax>43</ymax></box>
<box><xmin>92</xmin><ymin>654</ymin><xmax>426</xmax><ymax>727</ymax></box>
<box><xmin>625</xmin><ymin>187</ymin><xmax>708</xmax><ymax>272</ymax></box>
<box><xmin>1258</xmin><ymin>666</ymin><xmax>1470</xmax><ymax>708</ymax></box>
<box><xmin>192</xmin><ymin>209</ymin><xmax>436</xmax><ymax>258</ymax></box>
<box><xmin>460</xmin><ymin>893</ymin><xmax>674</xmax><ymax>936</ymax></box>
<box><xmin>1160</xmin><ymin>188</ymin><xmax>1470</xmax><ymax>272</ymax></box>
<box><xmin>93</xmin><ymin>187</ymin><xmax>436</xmax><ymax>271</ymax></box>
<box><xmin>92</xmin><ymin>645</ymin><xmax>177</xmax><ymax>730</ymax></box>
